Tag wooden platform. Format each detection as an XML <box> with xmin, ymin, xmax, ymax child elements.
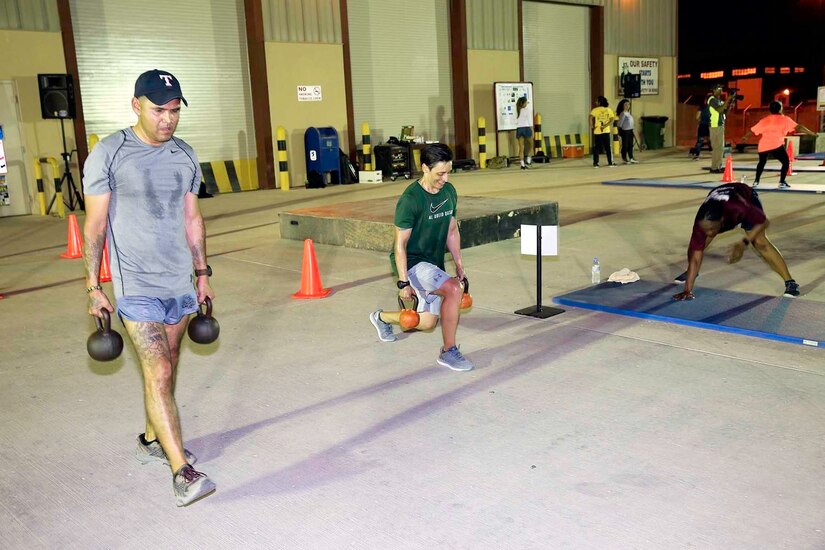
<box><xmin>279</xmin><ymin>195</ymin><xmax>559</xmax><ymax>252</ymax></box>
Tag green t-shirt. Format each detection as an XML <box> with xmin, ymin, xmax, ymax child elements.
<box><xmin>390</xmin><ymin>180</ymin><xmax>458</xmax><ymax>272</ymax></box>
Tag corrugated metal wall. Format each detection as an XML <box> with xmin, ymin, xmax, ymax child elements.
<box><xmin>0</xmin><ymin>0</ymin><xmax>59</xmax><ymax>31</ymax></box>
<box><xmin>261</xmin><ymin>0</ymin><xmax>341</xmax><ymax>43</ymax></box>
<box><xmin>604</xmin><ymin>0</ymin><xmax>675</xmax><ymax>56</ymax></box>
<box><xmin>466</xmin><ymin>0</ymin><xmax>518</xmax><ymax>51</ymax></box>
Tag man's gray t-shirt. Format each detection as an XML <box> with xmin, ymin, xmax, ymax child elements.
<box><xmin>83</xmin><ymin>127</ymin><xmax>202</xmax><ymax>299</ymax></box>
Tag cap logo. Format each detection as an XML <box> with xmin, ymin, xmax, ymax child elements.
<box><xmin>158</xmin><ymin>74</ymin><xmax>174</xmax><ymax>87</ymax></box>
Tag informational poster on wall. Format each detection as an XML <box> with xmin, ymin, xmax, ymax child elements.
<box><xmin>0</xmin><ymin>125</ymin><xmax>7</xmax><ymax>174</ymax></box>
<box><xmin>494</xmin><ymin>82</ymin><xmax>534</xmax><ymax>131</ymax></box>
<box><xmin>618</xmin><ymin>57</ymin><xmax>659</xmax><ymax>95</ymax></box>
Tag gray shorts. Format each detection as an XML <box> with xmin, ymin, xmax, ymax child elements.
<box><xmin>117</xmin><ymin>292</ymin><xmax>199</xmax><ymax>324</ymax></box>
<box><xmin>408</xmin><ymin>262</ymin><xmax>452</xmax><ymax>315</ymax></box>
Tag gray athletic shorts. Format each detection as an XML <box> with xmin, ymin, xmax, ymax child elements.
<box><xmin>408</xmin><ymin>262</ymin><xmax>452</xmax><ymax>315</ymax></box>
<box><xmin>117</xmin><ymin>292</ymin><xmax>199</xmax><ymax>324</ymax></box>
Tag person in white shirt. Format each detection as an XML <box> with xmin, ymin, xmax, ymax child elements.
<box><xmin>616</xmin><ymin>99</ymin><xmax>638</xmax><ymax>164</ymax></box>
<box><xmin>515</xmin><ymin>96</ymin><xmax>533</xmax><ymax>169</ymax></box>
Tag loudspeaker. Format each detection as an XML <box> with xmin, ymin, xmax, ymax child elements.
<box><xmin>622</xmin><ymin>73</ymin><xmax>641</xmax><ymax>99</ymax></box>
<box><xmin>38</xmin><ymin>73</ymin><xmax>76</xmax><ymax>119</ymax></box>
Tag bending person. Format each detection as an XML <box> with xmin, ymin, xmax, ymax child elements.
<box><xmin>673</xmin><ymin>182</ymin><xmax>799</xmax><ymax>300</ymax></box>
<box><xmin>740</xmin><ymin>100</ymin><xmax>818</xmax><ymax>189</ymax></box>
<box><xmin>369</xmin><ymin>143</ymin><xmax>474</xmax><ymax>372</ymax></box>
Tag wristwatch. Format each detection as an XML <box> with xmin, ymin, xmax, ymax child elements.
<box><xmin>195</xmin><ymin>265</ymin><xmax>212</xmax><ymax>277</ymax></box>
<box><xmin>396</xmin><ymin>280</ymin><xmax>411</xmax><ymax>289</ymax></box>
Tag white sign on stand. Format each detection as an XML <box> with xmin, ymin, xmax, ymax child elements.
<box><xmin>817</xmin><ymin>86</ymin><xmax>825</xmax><ymax>111</ymax></box>
<box><xmin>520</xmin><ymin>224</ymin><xmax>558</xmax><ymax>256</ymax></box>
<box><xmin>297</xmin><ymin>85</ymin><xmax>322</xmax><ymax>102</ymax></box>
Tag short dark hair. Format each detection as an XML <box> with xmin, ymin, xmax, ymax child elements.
<box><xmin>769</xmin><ymin>101</ymin><xmax>782</xmax><ymax>114</ymax></box>
<box><xmin>597</xmin><ymin>96</ymin><xmax>608</xmax><ymax>107</ymax></box>
<box><xmin>420</xmin><ymin>143</ymin><xmax>453</xmax><ymax>169</ymax></box>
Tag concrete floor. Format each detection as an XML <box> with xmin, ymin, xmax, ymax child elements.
<box><xmin>2</xmin><ymin>148</ymin><xmax>825</xmax><ymax>549</ymax></box>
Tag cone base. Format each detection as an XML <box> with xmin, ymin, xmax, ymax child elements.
<box><xmin>60</xmin><ymin>252</ymin><xmax>83</xmax><ymax>259</ymax></box>
<box><xmin>292</xmin><ymin>288</ymin><xmax>332</xmax><ymax>299</ymax></box>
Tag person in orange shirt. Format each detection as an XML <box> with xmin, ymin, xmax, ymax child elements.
<box><xmin>740</xmin><ymin>101</ymin><xmax>817</xmax><ymax>189</ymax></box>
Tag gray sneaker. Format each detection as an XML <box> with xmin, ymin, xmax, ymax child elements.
<box><xmin>173</xmin><ymin>464</ymin><xmax>216</xmax><ymax>507</ymax></box>
<box><xmin>370</xmin><ymin>310</ymin><xmax>397</xmax><ymax>342</ymax></box>
<box><xmin>778</xmin><ymin>181</ymin><xmax>791</xmax><ymax>189</ymax></box>
<box><xmin>437</xmin><ymin>345</ymin><xmax>474</xmax><ymax>372</ymax></box>
<box><xmin>136</xmin><ymin>434</ymin><xmax>197</xmax><ymax>466</ymax></box>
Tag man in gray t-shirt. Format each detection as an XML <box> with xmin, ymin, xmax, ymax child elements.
<box><xmin>82</xmin><ymin>69</ymin><xmax>216</xmax><ymax>507</ymax></box>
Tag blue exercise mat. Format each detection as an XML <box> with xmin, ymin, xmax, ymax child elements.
<box><xmin>603</xmin><ymin>178</ymin><xmax>825</xmax><ymax>194</ymax></box>
<box><xmin>553</xmin><ymin>279</ymin><xmax>824</xmax><ymax>348</ymax></box>
<box><xmin>796</xmin><ymin>152</ymin><xmax>825</xmax><ymax>161</ymax></box>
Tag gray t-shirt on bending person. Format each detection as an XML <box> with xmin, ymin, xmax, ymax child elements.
<box><xmin>83</xmin><ymin>127</ymin><xmax>202</xmax><ymax>300</ymax></box>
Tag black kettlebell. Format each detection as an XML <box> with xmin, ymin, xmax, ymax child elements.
<box><xmin>87</xmin><ymin>309</ymin><xmax>124</xmax><ymax>361</ymax></box>
<box><xmin>188</xmin><ymin>297</ymin><xmax>220</xmax><ymax>344</ymax></box>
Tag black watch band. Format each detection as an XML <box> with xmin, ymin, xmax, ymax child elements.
<box><xmin>396</xmin><ymin>280</ymin><xmax>411</xmax><ymax>289</ymax></box>
<box><xmin>195</xmin><ymin>264</ymin><xmax>212</xmax><ymax>277</ymax></box>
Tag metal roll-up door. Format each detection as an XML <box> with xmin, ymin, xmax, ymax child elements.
<box><xmin>70</xmin><ymin>0</ymin><xmax>255</xmax><ymax>164</ymax></box>
<box><xmin>348</xmin><ymin>0</ymin><xmax>454</xmax><ymax>146</ymax></box>
<box><xmin>523</xmin><ymin>1</ymin><xmax>590</xmax><ymax>137</ymax></box>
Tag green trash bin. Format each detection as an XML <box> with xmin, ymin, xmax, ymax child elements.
<box><xmin>640</xmin><ymin>116</ymin><xmax>669</xmax><ymax>150</ymax></box>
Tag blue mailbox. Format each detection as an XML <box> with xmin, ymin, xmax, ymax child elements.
<box><xmin>304</xmin><ymin>127</ymin><xmax>340</xmax><ymax>188</ymax></box>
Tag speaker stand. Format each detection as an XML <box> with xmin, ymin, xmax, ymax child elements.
<box><xmin>58</xmin><ymin>118</ymin><xmax>84</xmax><ymax>212</ymax></box>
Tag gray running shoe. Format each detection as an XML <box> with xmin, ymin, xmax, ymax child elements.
<box><xmin>674</xmin><ymin>271</ymin><xmax>688</xmax><ymax>284</ymax></box>
<box><xmin>783</xmin><ymin>279</ymin><xmax>800</xmax><ymax>297</ymax></box>
<box><xmin>752</xmin><ymin>181</ymin><xmax>759</xmax><ymax>188</ymax></box>
<box><xmin>369</xmin><ymin>310</ymin><xmax>397</xmax><ymax>342</ymax></box>
<box><xmin>437</xmin><ymin>345</ymin><xmax>474</xmax><ymax>372</ymax></box>
<box><xmin>136</xmin><ymin>434</ymin><xmax>197</xmax><ymax>466</ymax></box>
<box><xmin>173</xmin><ymin>464</ymin><xmax>216</xmax><ymax>507</ymax></box>
<box><xmin>778</xmin><ymin>181</ymin><xmax>791</xmax><ymax>189</ymax></box>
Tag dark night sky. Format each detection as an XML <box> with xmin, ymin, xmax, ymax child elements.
<box><xmin>678</xmin><ymin>0</ymin><xmax>824</xmax><ymax>75</ymax></box>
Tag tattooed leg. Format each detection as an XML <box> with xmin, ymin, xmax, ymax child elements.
<box><xmin>144</xmin><ymin>317</ymin><xmax>189</xmax><ymax>442</ymax></box>
<box><xmin>124</xmin><ymin>318</ymin><xmax>188</xmax><ymax>472</ymax></box>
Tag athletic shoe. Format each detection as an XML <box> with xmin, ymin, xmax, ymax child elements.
<box><xmin>778</xmin><ymin>181</ymin><xmax>791</xmax><ymax>189</ymax></box>
<box><xmin>135</xmin><ymin>434</ymin><xmax>197</xmax><ymax>466</ymax></box>
<box><xmin>783</xmin><ymin>280</ymin><xmax>800</xmax><ymax>297</ymax></box>
<box><xmin>629</xmin><ymin>159</ymin><xmax>638</xmax><ymax>164</ymax></box>
<box><xmin>674</xmin><ymin>271</ymin><xmax>688</xmax><ymax>284</ymax></box>
<box><xmin>369</xmin><ymin>310</ymin><xmax>396</xmax><ymax>342</ymax></box>
<box><xmin>752</xmin><ymin>181</ymin><xmax>759</xmax><ymax>188</ymax></box>
<box><xmin>608</xmin><ymin>163</ymin><xmax>618</xmax><ymax>167</ymax></box>
<box><xmin>437</xmin><ymin>345</ymin><xmax>474</xmax><ymax>372</ymax></box>
<box><xmin>173</xmin><ymin>464</ymin><xmax>216</xmax><ymax>507</ymax></box>
<box><xmin>593</xmin><ymin>164</ymin><xmax>600</xmax><ymax>168</ymax></box>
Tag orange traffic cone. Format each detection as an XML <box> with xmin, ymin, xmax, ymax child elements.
<box><xmin>292</xmin><ymin>239</ymin><xmax>332</xmax><ymax>299</ymax></box>
<box><xmin>721</xmin><ymin>156</ymin><xmax>734</xmax><ymax>183</ymax></box>
<box><xmin>60</xmin><ymin>213</ymin><xmax>83</xmax><ymax>259</ymax></box>
<box><xmin>99</xmin><ymin>239</ymin><xmax>112</xmax><ymax>283</ymax></box>
<box><xmin>786</xmin><ymin>141</ymin><xmax>796</xmax><ymax>176</ymax></box>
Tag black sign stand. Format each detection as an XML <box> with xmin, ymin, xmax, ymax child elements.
<box><xmin>515</xmin><ymin>223</ymin><xmax>564</xmax><ymax>319</ymax></box>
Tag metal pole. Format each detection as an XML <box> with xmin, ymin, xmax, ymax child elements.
<box><xmin>536</xmin><ymin>223</ymin><xmax>542</xmax><ymax>311</ymax></box>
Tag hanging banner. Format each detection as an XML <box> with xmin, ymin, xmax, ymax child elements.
<box><xmin>618</xmin><ymin>57</ymin><xmax>659</xmax><ymax>96</ymax></box>
<box><xmin>0</xmin><ymin>125</ymin><xmax>7</xmax><ymax>174</ymax></box>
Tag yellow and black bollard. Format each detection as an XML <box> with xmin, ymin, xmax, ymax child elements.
<box><xmin>33</xmin><ymin>159</ymin><xmax>47</xmax><ymax>216</ymax></box>
<box><xmin>477</xmin><ymin>117</ymin><xmax>486</xmax><ymax>169</ymax></box>
<box><xmin>276</xmin><ymin>126</ymin><xmax>290</xmax><ymax>191</ymax></box>
<box><xmin>40</xmin><ymin>157</ymin><xmax>63</xmax><ymax>218</ymax></box>
<box><xmin>361</xmin><ymin>122</ymin><xmax>372</xmax><ymax>171</ymax></box>
<box><xmin>533</xmin><ymin>113</ymin><xmax>544</xmax><ymax>160</ymax></box>
<box><xmin>612</xmin><ymin>115</ymin><xmax>621</xmax><ymax>156</ymax></box>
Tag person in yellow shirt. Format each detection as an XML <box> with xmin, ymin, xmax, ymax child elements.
<box><xmin>590</xmin><ymin>96</ymin><xmax>616</xmax><ymax>167</ymax></box>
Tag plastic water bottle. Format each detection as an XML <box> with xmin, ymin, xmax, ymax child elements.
<box><xmin>591</xmin><ymin>257</ymin><xmax>601</xmax><ymax>285</ymax></box>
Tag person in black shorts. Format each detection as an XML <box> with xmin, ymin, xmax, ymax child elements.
<box><xmin>673</xmin><ymin>182</ymin><xmax>799</xmax><ymax>300</ymax></box>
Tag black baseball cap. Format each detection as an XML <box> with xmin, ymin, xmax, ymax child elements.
<box><xmin>134</xmin><ymin>69</ymin><xmax>188</xmax><ymax>106</ymax></box>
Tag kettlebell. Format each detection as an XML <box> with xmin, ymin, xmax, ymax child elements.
<box><xmin>188</xmin><ymin>297</ymin><xmax>220</xmax><ymax>344</ymax></box>
<box><xmin>397</xmin><ymin>294</ymin><xmax>420</xmax><ymax>331</ymax></box>
<box><xmin>87</xmin><ymin>309</ymin><xmax>124</xmax><ymax>362</ymax></box>
<box><xmin>460</xmin><ymin>277</ymin><xmax>473</xmax><ymax>310</ymax></box>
